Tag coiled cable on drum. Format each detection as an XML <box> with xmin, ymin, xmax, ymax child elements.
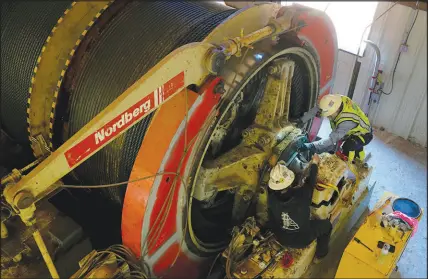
<box><xmin>0</xmin><ymin>1</ymin><xmax>71</xmax><ymax>143</ymax></box>
<box><xmin>61</xmin><ymin>1</ymin><xmax>235</xmax><ymax>205</ymax></box>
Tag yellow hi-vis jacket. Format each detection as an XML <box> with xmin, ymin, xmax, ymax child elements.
<box><xmin>330</xmin><ymin>96</ymin><xmax>372</xmax><ymax>141</ymax></box>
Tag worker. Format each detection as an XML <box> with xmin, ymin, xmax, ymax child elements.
<box><xmin>301</xmin><ymin>94</ymin><xmax>373</xmax><ymax>162</ymax></box>
<box><xmin>267</xmin><ymin>154</ymin><xmax>332</xmax><ymax>262</ymax></box>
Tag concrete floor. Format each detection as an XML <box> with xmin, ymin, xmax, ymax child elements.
<box><xmin>317</xmin><ymin>119</ymin><xmax>427</xmax><ymax>278</ymax></box>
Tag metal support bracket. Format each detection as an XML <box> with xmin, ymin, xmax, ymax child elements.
<box><xmin>194</xmin><ymin>55</ymin><xmax>301</xmax><ymax>227</ymax></box>
<box><xmin>219</xmin><ymin>9</ymin><xmax>296</xmax><ymax>57</ymax></box>
<box><xmin>254</xmin><ymin>59</ymin><xmax>295</xmax><ymax>128</ymax></box>
<box><xmin>30</xmin><ymin>134</ymin><xmax>51</xmax><ymax>158</ymax></box>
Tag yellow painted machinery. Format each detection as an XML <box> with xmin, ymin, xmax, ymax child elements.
<box><xmin>208</xmin><ymin>153</ymin><xmax>372</xmax><ymax>279</ymax></box>
<box><xmin>0</xmin><ymin>1</ymin><xmax>388</xmax><ymax>279</ymax></box>
<box><xmin>336</xmin><ymin>193</ymin><xmax>423</xmax><ymax>278</ymax></box>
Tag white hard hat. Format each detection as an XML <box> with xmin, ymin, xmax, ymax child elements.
<box><xmin>268</xmin><ymin>161</ymin><xmax>295</xmax><ymax>191</ymax></box>
<box><xmin>319</xmin><ymin>94</ymin><xmax>343</xmax><ymax>117</ymax></box>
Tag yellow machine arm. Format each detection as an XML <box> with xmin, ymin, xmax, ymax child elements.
<box><xmin>2</xmin><ymin>42</ymin><xmax>223</xmax><ymax>279</ymax></box>
<box><xmin>3</xmin><ymin>8</ymin><xmax>296</xmax><ymax>218</ymax></box>
<box><xmin>4</xmin><ymin>43</ymin><xmax>218</xmax><ymax>213</ymax></box>
<box><xmin>2</xmin><ymin>10</ymin><xmax>296</xmax><ymax>278</ymax></box>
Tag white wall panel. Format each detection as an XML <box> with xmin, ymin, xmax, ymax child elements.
<box><xmin>331</xmin><ymin>50</ymin><xmax>355</xmax><ymax>95</ymax></box>
<box><xmin>390</xmin><ymin>33</ymin><xmax>427</xmax><ymax>139</ymax></box>
<box><xmin>409</xmin><ymin>93</ymin><xmax>427</xmax><ymax>147</ymax></box>
<box><xmin>337</xmin><ymin>2</ymin><xmax>427</xmax><ymax>147</ymax></box>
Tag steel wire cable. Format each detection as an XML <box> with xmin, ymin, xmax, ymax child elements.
<box><xmin>58</xmin><ymin>48</ymin><xmax>250</xmax><ymax>276</ymax></box>
<box><xmin>3</xmin><ymin>2</ymin><xmax>321</xmax><ymax>275</ymax></box>
<box><xmin>0</xmin><ymin>1</ymin><xmax>72</xmax><ymax>144</ymax></box>
<box><xmin>154</xmin><ymin>31</ymin><xmax>315</xmax><ymax>275</ymax></box>
<box><xmin>58</xmin><ymin>47</ymin><xmax>252</xmax><ymax>275</ymax></box>
<box><xmin>55</xmin><ymin>18</ymin><xmax>315</xmax><ymax>276</ymax></box>
<box><xmin>0</xmin><ymin>1</ymin><xmax>234</xmax><ymax>263</ymax></box>
<box><xmin>72</xmin><ymin>244</ymin><xmax>150</xmax><ymax>278</ymax></box>
<box><xmin>60</xmin><ymin>121</ymin><xmax>199</xmax><ymax>276</ymax></box>
<box><xmin>62</xmin><ymin>1</ymin><xmax>235</xmax><ymax>205</ymax></box>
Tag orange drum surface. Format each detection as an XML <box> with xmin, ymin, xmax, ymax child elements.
<box><xmin>122</xmin><ymin>6</ymin><xmax>337</xmax><ymax>278</ymax></box>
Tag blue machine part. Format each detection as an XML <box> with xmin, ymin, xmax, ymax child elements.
<box><xmin>392</xmin><ymin>198</ymin><xmax>421</xmax><ymax>219</ymax></box>
<box><xmin>284</xmin><ymin>135</ymin><xmax>309</xmax><ymax>166</ymax></box>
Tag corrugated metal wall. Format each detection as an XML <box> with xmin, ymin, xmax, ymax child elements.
<box><xmin>352</xmin><ymin>2</ymin><xmax>427</xmax><ymax>147</ymax></box>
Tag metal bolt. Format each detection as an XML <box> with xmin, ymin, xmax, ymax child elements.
<box><xmin>209</xmin><ymin>51</ymin><xmax>226</xmax><ymax>75</ymax></box>
<box><xmin>243</xmin><ymin>190</ymin><xmax>253</xmax><ymax>202</ymax></box>
<box><xmin>14</xmin><ymin>191</ymin><xmax>35</xmax><ymax>210</ymax></box>
<box><xmin>268</xmin><ymin>66</ymin><xmax>278</xmax><ymax>75</ymax></box>
<box><xmin>214</xmin><ymin>81</ymin><xmax>226</xmax><ymax>94</ymax></box>
<box><xmin>259</xmin><ymin>135</ymin><xmax>271</xmax><ymax>146</ymax></box>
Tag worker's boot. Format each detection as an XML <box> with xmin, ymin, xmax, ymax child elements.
<box><xmin>358</xmin><ymin>150</ymin><xmax>365</xmax><ymax>161</ymax></box>
<box><xmin>347</xmin><ymin>150</ymin><xmax>356</xmax><ymax>164</ymax></box>
<box><xmin>355</xmin><ymin>150</ymin><xmax>368</xmax><ymax>168</ymax></box>
<box><xmin>313</xmin><ymin>241</ymin><xmax>329</xmax><ymax>264</ymax></box>
<box><xmin>313</xmin><ymin>254</ymin><xmax>327</xmax><ymax>264</ymax></box>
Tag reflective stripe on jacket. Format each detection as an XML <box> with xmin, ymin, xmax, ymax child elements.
<box><xmin>330</xmin><ymin>96</ymin><xmax>371</xmax><ymax>142</ymax></box>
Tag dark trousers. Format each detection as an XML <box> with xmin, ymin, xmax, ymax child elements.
<box><xmin>275</xmin><ymin>219</ymin><xmax>332</xmax><ymax>258</ymax></box>
<box><xmin>310</xmin><ymin>219</ymin><xmax>332</xmax><ymax>258</ymax></box>
<box><xmin>341</xmin><ymin>132</ymin><xmax>373</xmax><ymax>159</ymax></box>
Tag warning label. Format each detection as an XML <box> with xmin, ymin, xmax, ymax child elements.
<box><xmin>64</xmin><ymin>71</ymin><xmax>185</xmax><ymax>167</ymax></box>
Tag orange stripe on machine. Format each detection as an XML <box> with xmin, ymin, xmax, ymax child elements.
<box><xmin>65</xmin><ymin>72</ymin><xmax>185</xmax><ymax>168</ymax></box>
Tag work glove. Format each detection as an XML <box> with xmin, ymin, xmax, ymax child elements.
<box><xmin>300</xmin><ymin>143</ymin><xmax>316</xmax><ymax>153</ymax></box>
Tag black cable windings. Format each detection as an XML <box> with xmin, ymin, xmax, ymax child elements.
<box><xmin>62</xmin><ymin>1</ymin><xmax>235</xmax><ymax>204</ymax></box>
<box><xmin>0</xmin><ymin>1</ymin><xmax>71</xmax><ymax>143</ymax></box>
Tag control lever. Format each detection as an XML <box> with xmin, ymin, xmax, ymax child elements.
<box><xmin>353</xmin><ymin>237</ymin><xmax>374</xmax><ymax>252</ymax></box>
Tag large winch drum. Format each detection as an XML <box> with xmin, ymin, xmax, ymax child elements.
<box><xmin>0</xmin><ymin>2</ymin><xmax>337</xmax><ymax>278</ymax></box>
